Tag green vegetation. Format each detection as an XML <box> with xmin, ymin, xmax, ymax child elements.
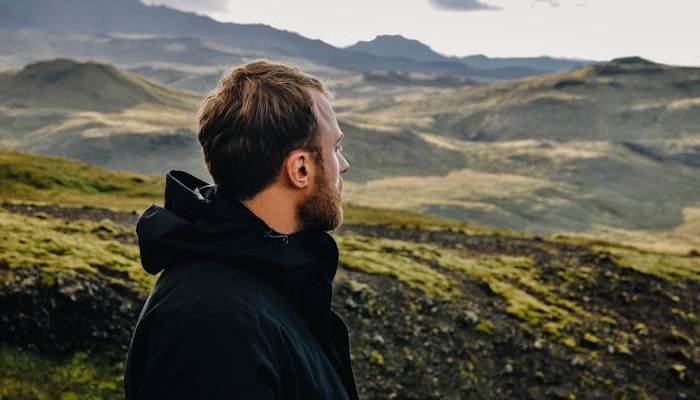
<box><xmin>343</xmin><ymin>203</ymin><xmax>501</xmax><ymax>235</ymax></box>
<box><xmin>0</xmin><ymin>59</ymin><xmax>202</xmax><ymax>176</ymax></box>
<box><xmin>1</xmin><ymin>145</ymin><xmax>699</xmax><ymax>399</ymax></box>
<box><xmin>0</xmin><ymin>150</ymin><xmax>161</xmax><ymax>211</ymax></box>
<box><xmin>337</xmin><ymin>222</ymin><xmax>700</xmax><ymax>368</ymax></box>
<box><xmin>338</xmin><ymin>234</ymin><xmax>460</xmax><ymax>301</ymax></box>
<box><xmin>0</xmin><ymin>59</ymin><xmax>198</xmax><ymax>112</ymax></box>
<box><xmin>595</xmin><ymin>245</ymin><xmax>700</xmax><ymax>283</ymax></box>
<box><xmin>369</xmin><ymin>350</ymin><xmax>385</xmax><ymax>367</ymax></box>
<box><xmin>338</xmin><ymin>59</ymin><xmax>700</xmax><ymax>253</ymax></box>
<box><xmin>0</xmin><ymin>209</ymin><xmax>153</xmax><ymax>292</ymax></box>
<box><xmin>3</xmin><ymin>58</ymin><xmax>700</xmax><ymax>255</ymax></box>
<box><xmin>338</xmin><ymin>231</ymin><xmax>584</xmax><ymax>335</ymax></box>
<box><xmin>0</xmin><ymin>344</ymin><xmax>122</xmax><ymax>400</ymax></box>
<box><xmin>344</xmin><ymin>203</ymin><xmax>460</xmax><ymax>229</ymax></box>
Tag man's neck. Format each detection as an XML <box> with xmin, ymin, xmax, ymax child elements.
<box><xmin>242</xmin><ymin>187</ymin><xmax>302</xmax><ymax>235</ymax></box>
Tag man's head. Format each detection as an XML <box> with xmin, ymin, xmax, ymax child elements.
<box><xmin>296</xmin><ymin>90</ymin><xmax>348</xmax><ymax>232</ymax></box>
<box><xmin>197</xmin><ymin>61</ymin><xmax>349</xmax><ymax>232</ymax></box>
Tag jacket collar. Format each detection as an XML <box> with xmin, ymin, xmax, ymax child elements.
<box><xmin>137</xmin><ymin>170</ymin><xmax>339</xmax><ymax>277</ymax></box>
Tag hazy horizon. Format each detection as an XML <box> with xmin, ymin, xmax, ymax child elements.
<box><xmin>139</xmin><ymin>0</ymin><xmax>700</xmax><ymax>67</ymax></box>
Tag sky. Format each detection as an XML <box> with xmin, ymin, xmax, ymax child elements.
<box><xmin>142</xmin><ymin>0</ymin><xmax>700</xmax><ymax>66</ymax></box>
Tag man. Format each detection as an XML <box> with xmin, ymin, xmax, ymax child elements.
<box><xmin>124</xmin><ymin>61</ymin><xmax>357</xmax><ymax>399</ymax></box>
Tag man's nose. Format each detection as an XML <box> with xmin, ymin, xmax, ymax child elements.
<box><xmin>340</xmin><ymin>153</ymin><xmax>350</xmax><ymax>174</ymax></box>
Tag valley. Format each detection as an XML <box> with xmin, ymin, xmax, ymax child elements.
<box><xmin>1</xmin><ymin>2</ymin><xmax>699</xmax><ymax>398</ymax></box>
<box><xmin>4</xmin><ymin>56</ymin><xmax>699</xmax><ymax>253</ymax></box>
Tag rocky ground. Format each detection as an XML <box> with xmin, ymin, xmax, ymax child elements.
<box><xmin>1</xmin><ymin>204</ymin><xmax>698</xmax><ymax>399</ymax></box>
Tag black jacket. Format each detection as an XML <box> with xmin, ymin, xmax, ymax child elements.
<box><xmin>124</xmin><ymin>171</ymin><xmax>358</xmax><ymax>399</ymax></box>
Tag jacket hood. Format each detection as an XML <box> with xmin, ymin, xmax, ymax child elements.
<box><xmin>136</xmin><ymin>170</ymin><xmax>338</xmax><ymax>278</ymax></box>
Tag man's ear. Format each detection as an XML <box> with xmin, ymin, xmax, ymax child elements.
<box><xmin>283</xmin><ymin>150</ymin><xmax>314</xmax><ymax>189</ymax></box>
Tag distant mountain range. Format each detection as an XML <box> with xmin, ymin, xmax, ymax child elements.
<box><xmin>348</xmin><ymin>35</ymin><xmax>587</xmax><ymax>74</ymax></box>
<box><xmin>0</xmin><ymin>59</ymin><xmax>463</xmax><ymax>181</ymax></box>
<box><xmin>373</xmin><ymin>56</ymin><xmax>700</xmax><ymax>142</ymax></box>
<box><xmin>2</xmin><ymin>57</ymin><xmax>700</xmax><ymax>253</ymax></box>
<box><xmin>2</xmin><ymin>0</ymin><xmax>698</xmax><ymax>251</ymax></box>
<box><xmin>340</xmin><ymin>56</ymin><xmax>700</xmax><ymax>250</ymax></box>
<box><xmin>0</xmin><ymin>0</ymin><xmax>590</xmax><ymax>80</ymax></box>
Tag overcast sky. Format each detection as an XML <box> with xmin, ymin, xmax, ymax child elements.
<box><xmin>142</xmin><ymin>0</ymin><xmax>700</xmax><ymax>66</ymax></box>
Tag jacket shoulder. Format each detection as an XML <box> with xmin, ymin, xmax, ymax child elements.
<box><xmin>151</xmin><ymin>259</ymin><xmax>286</xmax><ymax>314</ymax></box>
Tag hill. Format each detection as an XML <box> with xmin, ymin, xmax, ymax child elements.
<box><xmin>346</xmin><ymin>35</ymin><xmax>447</xmax><ymax>63</ymax></box>
<box><xmin>0</xmin><ymin>0</ymin><xmax>470</xmax><ymax>77</ymax></box>
<box><xmin>460</xmin><ymin>54</ymin><xmax>587</xmax><ymax>73</ymax></box>
<box><xmin>0</xmin><ymin>150</ymin><xmax>162</xmax><ymax>211</ymax></box>
<box><xmin>0</xmin><ymin>58</ymin><xmax>193</xmax><ymax>112</ymax></box>
<box><xmin>341</xmin><ymin>57</ymin><xmax>700</xmax><ymax>252</ymax></box>
<box><xmin>0</xmin><ymin>150</ymin><xmax>698</xmax><ymax>399</ymax></box>
<box><xmin>2</xmin><ymin>58</ymin><xmax>699</xmax><ymax>253</ymax></box>
<box><xmin>0</xmin><ymin>59</ymin><xmax>205</xmax><ymax>176</ymax></box>
<box><xmin>2</xmin><ymin>58</ymin><xmax>700</xmax><ymax>252</ymax></box>
<box><xmin>364</xmin><ymin>57</ymin><xmax>700</xmax><ymax>141</ymax></box>
<box><xmin>0</xmin><ymin>59</ymin><xmax>469</xmax><ymax>182</ymax></box>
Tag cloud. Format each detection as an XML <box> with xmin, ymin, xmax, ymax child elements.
<box><xmin>427</xmin><ymin>0</ymin><xmax>500</xmax><ymax>11</ymax></box>
<box><xmin>533</xmin><ymin>0</ymin><xmax>561</xmax><ymax>7</ymax></box>
<box><xmin>141</xmin><ymin>0</ymin><xmax>229</xmax><ymax>14</ymax></box>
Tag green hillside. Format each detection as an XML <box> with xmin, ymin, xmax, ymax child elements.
<box><xmin>361</xmin><ymin>57</ymin><xmax>700</xmax><ymax>141</ymax></box>
<box><xmin>0</xmin><ymin>59</ymin><xmax>196</xmax><ymax>112</ymax></box>
<box><xmin>1</xmin><ymin>151</ymin><xmax>698</xmax><ymax>399</ymax></box>
<box><xmin>0</xmin><ymin>59</ymin><xmax>205</xmax><ymax>176</ymax></box>
<box><xmin>0</xmin><ymin>150</ymin><xmax>162</xmax><ymax>211</ymax></box>
<box><xmin>0</xmin><ymin>59</ymin><xmax>468</xmax><ymax>183</ymax></box>
<box><xmin>2</xmin><ymin>57</ymin><xmax>700</xmax><ymax>253</ymax></box>
<box><xmin>341</xmin><ymin>57</ymin><xmax>700</xmax><ymax>253</ymax></box>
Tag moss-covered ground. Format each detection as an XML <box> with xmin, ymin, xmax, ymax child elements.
<box><xmin>0</xmin><ymin>345</ymin><xmax>123</xmax><ymax>400</ymax></box>
<box><xmin>0</xmin><ymin>150</ymin><xmax>162</xmax><ymax>212</ymax></box>
<box><xmin>1</xmin><ymin>151</ymin><xmax>698</xmax><ymax>399</ymax></box>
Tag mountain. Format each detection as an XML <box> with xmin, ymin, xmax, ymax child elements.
<box><xmin>127</xmin><ymin>66</ymin><xmax>223</xmax><ymax>93</ymax></box>
<box><xmin>0</xmin><ymin>58</ymin><xmax>192</xmax><ymax>112</ymax></box>
<box><xmin>3</xmin><ymin>57</ymin><xmax>699</xmax><ymax>253</ymax></box>
<box><xmin>377</xmin><ymin>56</ymin><xmax>700</xmax><ymax>142</ymax></box>
<box><xmin>0</xmin><ymin>150</ymin><xmax>698</xmax><ymax>399</ymax></box>
<box><xmin>361</xmin><ymin>57</ymin><xmax>700</xmax><ymax>147</ymax></box>
<box><xmin>0</xmin><ymin>0</ymin><xmax>469</xmax><ymax>76</ymax></box>
<box><xmin>347</xmin><ymin>36</ymin><xmax>588</xmax><ymax>76</ymax></box>
<box><xmin>0</xmin><ymin>0</ymin><xmax>316</xmax><ymax>57</ymax></box>
<box><xmin>0</xmin><ymin>59</ymin><xmax>204</xmax><ymax>176</ymax></box>
<box><xmin>342</xmin><ymin>57</ymin><xmax>700</xmax><ymax>252</ymax></box>
<box><xmin>460</xmin><ymin>54</ymin><xmax>588</xmax><ymax>73</ymax></box>
<box><xmin>0</xmin><ymin>59</ymin><xmax>466</xmax><ymax>181</ymax></box>
<box><xmin>346</xmin><ymin>35</ymin><xmax>447</xmax><ymax>63</ymax></box>
<box><xmin>0</xmin><ymin>0</ymin><xmax>590</xmax><ymax>80</ymax></box>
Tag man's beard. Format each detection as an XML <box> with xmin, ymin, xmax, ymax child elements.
<box><xmin>297</xmin><ymin>168</ymin><xmax>343</xmax><ymax>232</ymax></box>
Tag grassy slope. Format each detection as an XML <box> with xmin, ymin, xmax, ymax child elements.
<box><xmin>339</xmin><ymin>58</ymin><xmax>700</xmax><ymax>253</ymax></box>
<box><xmin>3</xmin><ymin>58</ymin><xmax>700</xmax><ymax>248</ymax></box>
<box><xmin>0</xmin><ymin>59</ymin><xmax>197</xmax><ymax>112</ymax></box>
<box><xmin>0</xmin><ymin>59</ymin><xmax>203</xmax><ymax>176</ymax></box>
<box><xmin>0</xmin><ymin>59</ymin><xmax>467</xmax><ymax>181</ymax></box>
<box><xmin>1</xmin><ymin>152</ymin><xmax>698</xmax><ymax>399</ymax></box>
<box><xmin>0</xmin><ymin>150</ymin><xmax>162</xmax><ymax>211</ymax></box>
<box><xmin>357</xmin><ymin>57</ymin><xmax>700</xmax><ymax>142</ymax></box>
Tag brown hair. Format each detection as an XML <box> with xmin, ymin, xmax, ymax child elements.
<box><xmin>196</xmin><ymin>60</ymin><xmax>327</xmax><ymax>200</ymax></box>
